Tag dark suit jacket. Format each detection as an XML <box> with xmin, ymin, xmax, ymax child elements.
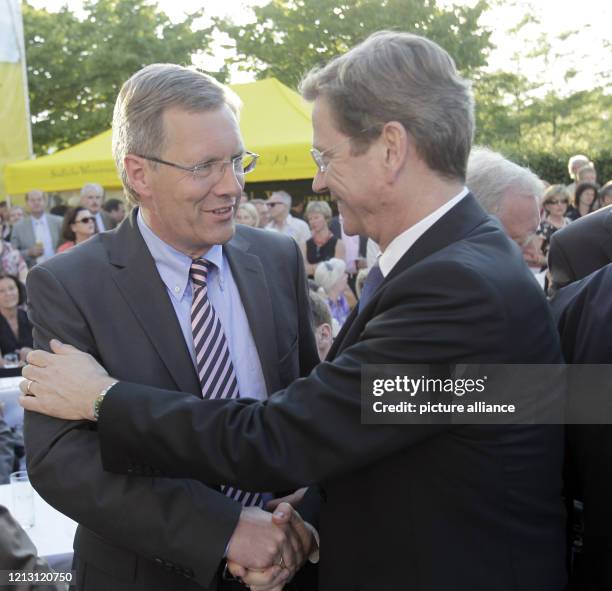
<box><xmin>24</xmin><ymin>209</ymin><xmax>318</xmax><ymax>591</ymax></box>
<box><xmin>553</xmin><ymin>263</ymin><xmax>612</xmax><ymax>529</ymax></box>
<box><xmin>548</xmin><ymin>205</ymin><xmax>612</xmax><ymax>292</ymax></box>
<box><xmin>97</xmin><ymin>195</ymin><xmax>567</xmax><ymax>591</ymax></box>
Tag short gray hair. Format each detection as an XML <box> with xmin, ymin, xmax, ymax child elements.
<box><xmin>269</xmin><ymin>191</ymin><xmax>292</xmax><ymax>207</ymax></box>
<box><xmin>467</xmin><ymin>147</ymin><xmax>544</xmax><ymax>215</ymax></box>
<box><xmin>80</xmin><ymin>182</ymin><xmax>104</xmax><ymax>198</ymax></box>
<box><xmin>305</xmin><ymin>200</ymin><xmax>333</xmax><ymax>221</ymax></box>
<box><xmin>567</xmin><ymin>154</ymin><xmax>589</xmax><ymax>177</ymax></box>
<box><xmin>112</xmin><ymin>63</ymin><xmax>241</xmax><ymax>206</ymax></box>
<box><xmin>299</xmin><ymin>30</ymin><xmax>474</xmax><ymax>180</ymax></box>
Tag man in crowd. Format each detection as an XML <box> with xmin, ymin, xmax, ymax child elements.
<box><xmin>548</xmin><ymin>204</ymin><xmax>612</xmax><ymax>293</ymax></box>
<box><xmin>266</xmin><ymin>190</ymin><xmax>310</xmax><ymax>245</ymax></box>
<box><xmin>567</xmin><ymin>154</ymin><xmax>590</xmax><ymax>199</ymax></box>
<box><xmin>102</xmin><ymin>198</ymin><xmax>127</xmax><ymax>226</ymax></box>
<box><xmin>22</xmin><ymin>31</ymin><xmax>566</xmax><ymax>590</ymax></box>
<box><xmin>576</xmin><ymin>163</ymin><xmax>597</xmax><ymax>186</ymax></box>
<box><xmin>11</xmin><ymin>190</ymin><xmax>62</xmax><ymax>268</ymax></box>
<box><xmin>21</xmin><ymin>64</ymin><xmax>319</xmax><ymax>591</ymax></box>
<box><xmin>308</xmin><ymin>291</ymin><xmax>333</xmax><ymax>361</ymax></box>
<box><xmin>467</xmin><ymin>146</ymin><xmax>543</xmax><ymax>263</ymax></box>
<box><xmin>80</xmin><ymin>182</ymin><xmax>114</xmax><ymax>231</ymax></box>
<box><xmin>550</xmin><ymin>215</ymin><xmax>612</xmax><ymax>588</ymax></box>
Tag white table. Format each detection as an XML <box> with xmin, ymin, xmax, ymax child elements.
<box><xmin>0</xmin><ymin>483</ymin><xmax>77</xmax><ymax>557</ymax></box>
<box><xmin>0</xmin><ymin>376</ymin><xmax>24</xmax><ymax>428</ymax></box>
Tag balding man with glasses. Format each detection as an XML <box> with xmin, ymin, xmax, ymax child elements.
<box><xmin>22</xmin><ymin>64</ymin><xmax>319</xmax><ymax>591</ymax></box>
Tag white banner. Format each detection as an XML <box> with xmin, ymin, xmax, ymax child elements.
<box><xmin>0</xmin><ymin>0</ymin><xmax>21</xmax><ymax>63</ymax></box>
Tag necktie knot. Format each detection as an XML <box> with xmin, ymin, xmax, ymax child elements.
<box><xmin>190</xmin><ymin>258</ymin><xmax>213</xmax><ymax>288</ymax></box>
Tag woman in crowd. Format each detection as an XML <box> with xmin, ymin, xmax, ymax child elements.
<box><xmin>235</xmin><ymin>203</ymin><xmax>259</xmax><ymax>227</ymax></box>
<box><xmin>314</xmin><ymin>258</ymin><xmax>356</xmax><ymax>333</ymax></box>
<box><xmin>566</xmin><ymin>181</ymin><xmax>599</xmax><ymax>221</ymax></box>
<box><xmin>535</xmin><ymin>185</ymin><xmax>571</xmax><ymax>264</ymax></box>
<box><xmin>302</xmin><ymin>201</ymin><xmax>345</xmax><ymax>277</ymax></box>
<box><xmin>57</xmin><ymin>207</ymin><xmax>96</xmax><ymax>253</ymax></box>
<box><xmin>0</xmin><ymin>274</ymin><xmax>32</xmax><ymax>363</ymax></box>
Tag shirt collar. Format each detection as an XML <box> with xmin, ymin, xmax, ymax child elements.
<box><xmin>379</xmin><ymin>188</ymin><xmax>469</xmax><ymax>277</ymax></box>
<box><xmin>137</xmin><ymin>208</ymin><xmax>224</xmax><ymax>301</ymax></box>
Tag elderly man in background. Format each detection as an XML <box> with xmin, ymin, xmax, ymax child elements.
<box><xmin>11</xmin><ymin>190</ymin><xmax>62</xmax><ymax>268</ymax></box>
<box><xmin>266</xmin><ymin>190</ymin><xmax>310</xmax><ymax>245</ymax></box>
<box><xmin>467</xmin><ymin>147</ymin><xmax>545</xmax><ymax>279</ymax></box>
<box><xmin>79</xmin><ymin>182</ymin><xmax>114</xmax><ymax>231</ymax></box>
<box><xmin>566</xmin><ymin>154</ymin><xmax>591</xmax><ymax>199</ymax></box>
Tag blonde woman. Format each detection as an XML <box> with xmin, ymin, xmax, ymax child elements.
<box><xmin>301</xmin><ymin>201</ymin><xmax>345</xmax><ymax>277</ymax></box>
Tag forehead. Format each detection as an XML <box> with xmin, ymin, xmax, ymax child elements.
<box><xmin>27</xmin><ymin>192</ymin><xmax>44</xmax><ymax>201</ymax></box>
<box><xmin>311</xmin><ymin>97</ymin><xmax>344</xmax><ymax>148</ymax></box>
<box><xmin>162</xmin><ymin>104</ymin><xmax>243</xmax><ymax>159</ymax></box>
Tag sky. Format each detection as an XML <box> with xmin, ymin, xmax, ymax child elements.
<box><xmin>27</xmin><ymin>0</ymin><xmax>611</xmax><ymax>93</ymax></box>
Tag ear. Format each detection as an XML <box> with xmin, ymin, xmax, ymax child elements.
<box><xmin>124</xmin><ymin>155</ymin><xmax>153</xmax><ymax>202</ymax></box>
<box><xmin>380</xmin><ymin>121</ymin><xmax>410</xmax><ymax>182</ymax></box>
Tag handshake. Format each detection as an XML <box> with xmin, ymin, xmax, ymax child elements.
<box><xmin>225</xmin><ymin>489</ymin><xmax>317</xmax><ymax>591</ymax></box>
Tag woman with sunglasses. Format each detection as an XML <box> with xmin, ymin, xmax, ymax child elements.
<box><xmin>57</xmin><ymin>207</ymin><xmax>96</xmax><ymax>253</ymax></box>
<box><xmin>534</xmin><ymin>185</ymin><xmax>571</xmax><ymax>266</ymax></box>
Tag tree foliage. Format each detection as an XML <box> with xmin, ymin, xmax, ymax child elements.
<box><xmin>24</xmin><ymin>0</ymin><xmax>215</xmax><ymax>155</ymax></box>
<box><xmin>218</xmin><ymin>0</ymin><xmax>492</xmax><ymax>89</ymax></box>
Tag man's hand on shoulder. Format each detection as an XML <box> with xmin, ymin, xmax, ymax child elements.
<box><xmin>226</xmin><ymin>502</ymin><xmax>317</xmax><ymax>590</ymax></box>
<box><xmin>19</xmin><ymin>339</ymin><xmax>114</xmax><ymax>421</ymax></box>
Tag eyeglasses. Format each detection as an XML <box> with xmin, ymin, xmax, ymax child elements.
<box><xmin>545</xmin><ymin>199</ymin><xmax>569</xmax><ymax>206</ymax></box>
<box><xmin>310</xmin><ymin>126</ymin><xmax>379</xmax><ymax>174</ymax></box>
<box><xmin>137</xmin><ymin>151</ymin><xmax>259</xmax><ymax>181</ymax></box>
<box><xmin>75</xmin><ymin>217</ymin><xmax>95</xmax><ymax>224</ymax></box>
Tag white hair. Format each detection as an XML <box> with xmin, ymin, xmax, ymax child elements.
<box><xmin>567</xmin><ymin>154</ymin><xmax>590</xmax><ymax>178</ymax></box>
<box><xmin>314</xmin><ymin>258</ymin><xmax>346</xmax><ymax>294</ymax></box>
<box><xmin>467</xmin><ymin>147</ymin><xmax>543</xmax><ymax>215</ymax></box>
<box><xmin>269</xmin><ymin>191</ymin><xmax>292</xmax><ymax>207</ymax></box>
<box><xmin>80</xmin><ymin>182</ymin><xmax>104</xmax><ymax>198</ymax></box>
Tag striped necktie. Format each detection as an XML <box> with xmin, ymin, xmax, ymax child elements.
<box><xmin>190</xmin><ymin>258</ymin><xmax>263</xmax><ymax>507</ymax></box>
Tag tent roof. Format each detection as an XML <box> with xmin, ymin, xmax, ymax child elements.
<box><xmin>4</xmin><ymin>78</ymin><xmax>317</xmax><ymax>194</ymax></box>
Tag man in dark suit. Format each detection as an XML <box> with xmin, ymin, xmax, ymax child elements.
<box><xmin>548</xmin><ymin>205</ymin><xmax>612</xmax><ymax>293</ymax></box>
<box><xmin>552</xmin><ymin>261</ymin><xmax>612</xmax><ymax>590</ymax></box>
<box><xmin>21</xmin><ymin>64</ymin><xmax>319</xmax><ymax>591</ymax></box>
<box><xmin>22</xmin><ymin>32</ymin><xmax>566</xmax><ymax>590</ymax></box>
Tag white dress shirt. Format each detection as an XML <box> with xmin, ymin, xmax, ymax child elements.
<box><xmin>379</xmin><ymin>188</ymin><xmax>469</xmax><ymax>277</ymax></box>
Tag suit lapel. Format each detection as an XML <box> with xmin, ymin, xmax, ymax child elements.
<box><xmin>224</xmin><ymin>234</ymin><xmax>281</xmax><ymax>394</ymax></box>
<box><xmin>106</xmin><ymin>210</ymin><xmax>201</xmax><ymax>397</ymax></box>
<box><xmin>330</xmin><ymin>194</ymin><xmax>490</xmax><ymax>356</ymax></box>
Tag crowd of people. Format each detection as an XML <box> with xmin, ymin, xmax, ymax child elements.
<box><xmin>1</xmin><ymin>28</ymin><xmax>612</xmax><ymax>591</ymax></box>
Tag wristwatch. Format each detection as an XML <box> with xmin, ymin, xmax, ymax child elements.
<box><xmin>92</xmin><ymin>381</ymin><xmax>118</xmax><ymax>421</ymax></box>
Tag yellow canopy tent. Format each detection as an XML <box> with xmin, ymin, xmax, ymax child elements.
<box><xmin>4</xmin><ymin>78</ymin><xmax>317</xmax><ymax>196</ymax></box>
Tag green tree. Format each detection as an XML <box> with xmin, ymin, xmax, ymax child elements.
<box><xmin>24</xmin><ymin>0</ymin><xmax>215</xmax><ymax>155</ymax></box>
<box><xmin>218</xmin><ymin>0</ymin><xmax>492</xmax><ymax>89</ymax></box>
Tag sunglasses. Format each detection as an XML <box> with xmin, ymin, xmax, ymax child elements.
<box><xmin>75</xmin><ymin>217</ymin><xmax>95</xmax><ymax>224</ymax></box>
<box><xmin>545</xmin><ymin>199</ymin><xmax>568</xmax><ymax>206</ymax></box>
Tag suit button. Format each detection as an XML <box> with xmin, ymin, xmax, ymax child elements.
<box><xmin>154</xmin><ymin>557</ymin><xmax>163</xmax><ymax>566</ymax></box>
